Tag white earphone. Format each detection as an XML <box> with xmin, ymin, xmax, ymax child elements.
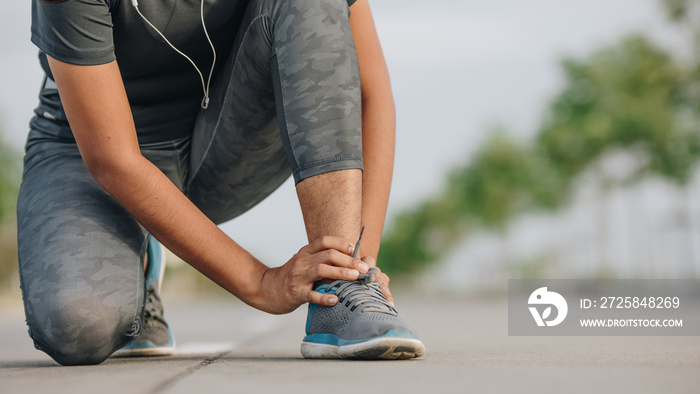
<box><xmin>131</xmin><ymin>0</ymin><xmax>217</xmax><ymax>109</ymax></box>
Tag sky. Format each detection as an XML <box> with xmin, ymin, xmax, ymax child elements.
<box><xmin>0</xmin><ymin>0</ymin><xmax>686</xmax><ymax>268</ymax></box>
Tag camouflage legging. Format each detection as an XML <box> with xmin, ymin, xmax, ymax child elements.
<box><xmin>17</xmin><ymin>0</ymin><xmax>362</xmax><ymax>366</ymax></box>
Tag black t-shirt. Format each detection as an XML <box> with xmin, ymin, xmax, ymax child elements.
<box><xmin>31</xmin><ymin>0</ymin><xmax>357</xmax><ymax>143</ymax></box>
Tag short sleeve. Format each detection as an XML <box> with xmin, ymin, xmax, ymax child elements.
<box><xmin>31</xmin><ymin>0</ymin><xmax>115</xmax><ymax>65</ymax></box>
<box><xmin>347</xmin><ymin>0</ymin><xmax>357</xmax><ymax>6</ymax></box>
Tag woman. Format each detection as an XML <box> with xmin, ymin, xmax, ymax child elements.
<box><xmin>21</xmin><ymin>0</ymin><xmax>424</xmax><ymax>365</ymax></box>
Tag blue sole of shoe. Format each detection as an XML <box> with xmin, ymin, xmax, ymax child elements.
<box><xmin>301</xmin><ymin>335</ymin><xmax>425</xmax><ymax>360</ymax></box>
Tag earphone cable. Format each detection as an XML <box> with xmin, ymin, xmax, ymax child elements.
<box><xmin>133</xmin><ymin>0</ymin><xmax>215</xmax><ymax>109</ymax></box>
<box><xmin>200</xmin><ymin>0</ymin><xmax>217</xmax><ymax>110</ymax></box>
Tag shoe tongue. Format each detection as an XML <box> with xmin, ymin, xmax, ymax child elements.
<box><xmin>314</xmin><ymin>267</ymin><xmax>380</xmax><ymax>293</ymax></box>
<box><xmin>331</xmin><ymin>269</ymin><xmax>396</xmax><ymax>316</ymax></box>
<box><xmin>343</xmin><ymin>282</ymin><xmax>396</xmax><ymax>315</ymax></box>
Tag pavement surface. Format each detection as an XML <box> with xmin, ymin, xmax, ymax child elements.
<box><xmin>1</xmin><ymin>293</ymin><xmax>699</xmax><ymax>394</ymax></box>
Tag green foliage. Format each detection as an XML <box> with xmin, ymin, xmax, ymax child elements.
<box><xmin>379</xmin><ymin>131</ymin><xmax>569</xmax><ymax>277</ymax></box>
<box><xmin>380</xmin><ymin>17</ymin><xmax>700</xmax><ymax>277</ymax></box>
<box><xmin>663</xmin><ymin>0</ymin><xmax>692</xmax><ymax>22</ymax></box>
<box><xmin>0</xmin><ymin>140</ymin><xmax>21</xmax><ymax>223</ymax></box>
<box><xmin>0</xmin><ymin>135</ymin><xmax>21</xmax><ymax>289</ymax></box>
<box><xmin>378</xmin><ymin>203</ymin><xmax>441</xmax><ymax>276</ymax></box>
<box><xmin>449</xmin><ymin>132</ymin><xmax>566</xmax><ymax>229</ymax></box>
<box><xmin>538</xmin><ymin>35</ymin><xmax>700</xmax><ymax>184</ymax></box>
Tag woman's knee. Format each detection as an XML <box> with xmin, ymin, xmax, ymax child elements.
<box><xmin>26</xmin><ymin>294</ymin><xmax>140</xmax><ymax>366</ymax></box>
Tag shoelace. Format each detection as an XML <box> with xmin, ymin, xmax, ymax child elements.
<box><xmin>327</xmin><ymin>268</ymin><xmax>398</xmax><ymax>316</ymax></box>
<box><xmin>143</xmin><ymin>286</ymin><xmax>167</xmax><ymax>327</ymax></box>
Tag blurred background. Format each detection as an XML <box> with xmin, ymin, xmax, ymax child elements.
<box><xmin>1</xmin><ymin>0</ymin><xmax>699</xmax><ymax>301</ymax></box>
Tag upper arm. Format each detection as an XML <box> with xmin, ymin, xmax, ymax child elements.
<box><xmin>349</xmin><ymin>0</ymin><xmax>394</xmax><ymax>104</ymax></box>
<box><xmin>34</xmin><ymin>0</ymin><xmax>139</xmax><ymax>173</ymax></box>
<box><xmin>47</xmin><ymin>57</ymin><xmax>140</xmax><ymax>173</ymax></box>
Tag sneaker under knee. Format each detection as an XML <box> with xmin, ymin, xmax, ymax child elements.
<box><xmin>113</xmin><ymin>236</ymin><xmax>175</xmax><ymax>357</ymax></box>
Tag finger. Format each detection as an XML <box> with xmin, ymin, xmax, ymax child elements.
<box><xmin>305</xmin><ymin>235</ymin><xmax>354</xmax><ymax>255</ymax></box>
<box><xmin>361</xmin><ymin>256</ymin><xmax>377</xmax><ymax>268</ymax></box>
<box><xmin>312</xmin><ymin>249</ymin><xmax>368</xmax><ymax>272</ymax></box>
<box><xmin>381</xmin><ymin>282</ymin><xmax>394</xmax><ymax>306</ymax></box>
<box><xmin>306</xmin><ymin>289</ymin><xmax>338</xmax><ymax>306</ymax></box>
<box><xmin>308</xmin><ymin>263</ymin><xmax>361</xmax><ymax>283</ymax></box>
<box><xmin>374</xmin><ymin>269</ymin><xmax>395</xmax><ymax>306</ymax></box>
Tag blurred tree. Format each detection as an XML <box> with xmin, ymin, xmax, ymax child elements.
<box><xmin>538</xmin><ymin>35</ymin><xmax>700</xmax><ymax>185</ymax></box>
<box><xmin>0</xmin><ymin>133</ymin><xmax>21</xmax><ymax>289</ymax></box>
<box><xmin>0</xmin><ymin>140</ymin><xmax>21</xmax><ymax>222</ymax></box>
<box><xmin>379</xmin><ymin>8</ymin><xmax>700</xmax><ymax>277</ymax></box>
<box><xmin>450</xmin><ymin>131</ymin><xmax>565</xmax><ymax>229</ymax></box>
<box><xmin>662</xmin><ymin>0</ymin><xmax>700</xmax><ymax>125</ymax></box>
<box><xmin>380</xmin><ymin>131</ymin><xmax>566</xmax><ymax>275</ymax></box>
<box><xmin>662</xmin><ymin>0</ymin><xmax>700</xmax><ymax>39</ymax></box>
<box><xmin>663</xmin><ymin>0</ymin><xmax>695</xmax><ymax>21</ymax></box>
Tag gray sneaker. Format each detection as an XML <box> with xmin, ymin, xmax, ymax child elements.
<box><xmin>301</xmin><ymin>268</ymin><xmax>425</xmax><ymax>360</ymax></box>
<box><xmin>114</xmin><ymin>236</ymin><xmax>175</xmax><ymax>357</ymax></box>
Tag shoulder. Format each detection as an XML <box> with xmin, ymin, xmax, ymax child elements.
<box><xmin>32</xmin><ymin>0</ymin><xmax>118</xmax><ymax>65</ymax></box>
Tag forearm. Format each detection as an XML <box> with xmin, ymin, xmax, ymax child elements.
<box><xmin>92</xmin><ymin>154</ymin><xmax>269</xmax><ymax>309</ymax></box>
<box><xmin>350</xmin><ymin>0</ymin><xmax>396</xmax><ymax>261</ymax></box>
<box><xmin>360</xmin><ymin>94</ymin><xmax>395</xmax><ymax>261</ymax></box>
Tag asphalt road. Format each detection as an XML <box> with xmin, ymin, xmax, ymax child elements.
<box><xmin>1</xmin><ymin>293</ymin><xmax>698</xmax><ymax>394</ymax></box>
